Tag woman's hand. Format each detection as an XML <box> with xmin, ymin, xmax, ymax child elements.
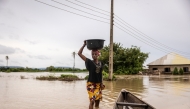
<box><xmin>78</xmin><ymin>40</ymin><xmax>87</xmax><ymax>61</ymax></box>
<box><xmin>83</xmin><ymin>40</ymin><xmax>86</xmax><ymax>46</ymax></box>
<box><xmin>101</xmin><ymin>83</ymin><xmax>105</xmax><ymax>90</ymax></box>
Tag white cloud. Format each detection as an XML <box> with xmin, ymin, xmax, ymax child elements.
<box><xmin>27</xmin><ymin>55</ymin><xmax>51</xmax><ymax>60</ymax></box>
<box><xmin>0</xmin><ymin>44</ymin><xmax>15</xmax><ymax>54</ymax></box>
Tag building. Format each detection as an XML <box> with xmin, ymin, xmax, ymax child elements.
<box><xmin>147</xmin><ymin>53</ymin><xmax>190</xmax><ymax>74</ymax></box>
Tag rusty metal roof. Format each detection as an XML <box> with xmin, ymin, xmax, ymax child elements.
<box><xmin>147</xmin><ymin>53</ymin><xmax>190</xmax><ymax>65</ymax></box>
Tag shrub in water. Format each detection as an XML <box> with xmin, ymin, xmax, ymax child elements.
<box><xmin>179</xmin><ymin>68</ymin><xmax>184</xmax><ymax>75</ymax></box>
<box><xmin>172</xmin><ymin>67</ymin><xmax>179</xmax><ymax>75</ymax></box>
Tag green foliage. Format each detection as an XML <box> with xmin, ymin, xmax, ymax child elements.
<box><xmin>46</xmin><ymin>66</ymin><xmax>55</xmax><ymax>71</ymax></box>
<box><xmin>99</xmin><ymin>43</ymin><xmax>149</xmax><ymax>75</ymax></box>
<box><xmin>0</xmin><ymin>66</ymin><xmax>87</xmax><ymax>72</ymax></box>
<box><xmin>173</xmin><ymin>67</ymin><xmax>179</xmax><ymax>75</ymax></box>
<box><xmin>102</xmin><ymin>70</ymin><xmax>116</xmax><ymax>80</ymax></box>
<box><xmin>36</xmin><ymin>74</ymin><xmax>80</xmax><ymax>81</ymax></box>
<box><xmin>179</xmin><ymin>68</ymin><xmax>184</xmax><ymax>75</ymax></box>
<box><xmin>60</xmin><ymin>74</ymin><xmax>78</xmax><ymax>79</ymax></box>
<box><xmin>84</xmin><ymin>75</ymin><xmax>89</xmax><ymax>80</ymax></box>
<box><xmin>45</xmin><ymin>66</ymin><xmax>87</xmax><ymax>72</ymax></box>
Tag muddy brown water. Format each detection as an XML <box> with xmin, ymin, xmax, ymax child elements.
<box><xmin>0</xmin><ymin>72</ymin><xmax>190</xmax><ymax>109</ymax></box>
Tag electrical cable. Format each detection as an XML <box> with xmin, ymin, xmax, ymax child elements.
<box><xmin>51</xmin><ymin>0</ymin><xmax>110</xmax><ymax>20</ymax></box>
<box><xmin>34</xmin><ymin>0</ymin><xmax>109</xmax><ymax>24</ymax></box>
<box><xmin>114</xmin><ymin>16</ymin><xmax>190</xmax><ymax>55</ymax></box>
<box><xmin>34</xmin><ymin>0</ymin><xmax>190</xmax><ymax>58</ymax></box>
<box><xmin>60</xmin><ymin>0</ymin><xmax>110</xmax><ymax>16</ymax></box>
<box><xmin>114</xmin><ymin>24</ymin><xmax>190</xmax><ymax>58</ymax></box>
<box><xmin>70</xmin><ymin>0</ymin><xmax>190</xmax><ymax>55</ymax></box>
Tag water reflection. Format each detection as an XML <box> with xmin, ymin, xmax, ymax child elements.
<box><xmin>0</xmin><ymin>73</ymin><xmax>190</xmax><ymax>109</ymax></box>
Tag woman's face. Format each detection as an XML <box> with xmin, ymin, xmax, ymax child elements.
<box><xmin>91</xmin><ymin>51</ymin><xmax>99</xmax><ymax>60</ymax></box>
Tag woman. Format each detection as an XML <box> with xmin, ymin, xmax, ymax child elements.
<box><xmin>78</xmin><ymin>41</ymin><xmax>104</xmax><ymax>109</ymax></box>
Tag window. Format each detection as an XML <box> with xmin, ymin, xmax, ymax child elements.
<box><xmin>183</xmin><ymin>67</ymin><xmax>189</xmax><ymax>72</ymax></box>
<box><xmin>152</xmin><ymin>68</ymin><xmax>158</xmax><ymax>70</ymax></box>
<box><xmin>165</xmin><ymin>68</ymin><xmax>170</xmax><ymax>72</ymax></box>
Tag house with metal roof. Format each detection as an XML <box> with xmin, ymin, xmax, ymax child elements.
<box><xmin>147</xmin><ymin>53</ymin><xmax>190</xmax><ymax>74</ymax></box>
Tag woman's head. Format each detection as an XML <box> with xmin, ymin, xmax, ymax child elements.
<box><xmin>91</xmin><ymin>49</ymin><xmax>100</xmax><ymax>60</ymax></box>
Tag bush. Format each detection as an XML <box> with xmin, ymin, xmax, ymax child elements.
<box><xmin>60</xmin><ymin>74</ymin><xmax>78</xmax><ymax>79</ymax></box>
<box><xmin>84</xmin><ymin>75</ymin><xmax>89</xmax><ymax>80</ymax></box>
<box><xmin>179</xmin><ymin>68</ymin><xmax>184</xmax><ymax>75</ymax></box>
<box><xmin>173</xmin><ymin>67</ymin><xmax>179</xmax><ymax>75</ymax></box>
<box><xmin>36</xmin><ymin>74</ymin><xmax>80</xmax><ymax>81</ymax></box>
<box><xmin>103</xmin><ymin>70</ymin><xmax>116</xmax><ymax>81</ymax></box>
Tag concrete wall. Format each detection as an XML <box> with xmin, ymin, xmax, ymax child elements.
<box><xmin>148</xmin><ymin>65</ymin><xmax>190</xmax><ymax>74</ymax></box>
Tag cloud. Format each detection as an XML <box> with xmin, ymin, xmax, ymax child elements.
<box><xmin>54</xmin><ymin>61</ymin><xmax>70</xmax><ymax>67</ymax></box>
<box><xmin>0</xmin><ymin>35</ymin><xmax>3</xmax><ymax>39</ymax></box>
<box><xmin>0</xmin><ymin>0</ymin><xmax>8</xmax><ymax>6</ymax></box>
<box><xmin>0</xmin><ymin>44</ymin><xmax>15</xmax><ymax>54</ymax></box>
<box><xmin>11</xmin><ymin>61</ymin><xmax>20</xmax><ymax>64</ymax></box>
<box><xmin>48</xmin><ymin>48</ymin><xmax>59</xmax><ymax>51</ymax></box>
<box><xmin>9</xmin><ymin>33</ymin><xmax>19</xmax><ymax>39</ymax></box>
<box><xmin>25</xmin><ymin>39</ymin><xmax>39</xmax><ymax>45</ymax></box>
<box><xmin>0</xmin><ymin>60</ymin><xmax>3</xmax><ymax>62</ymax></box>
<box><xmin>15</xmin><ymin>48</ymin><xmax>25</xmax><ymax>53</ymax></box>
<box><xmin>28</xmin><ymin>55</ymin><xmax>51</xmax><ymax>60</ymax></box>
<box><xmin>24</xmin><ymin>60</ymin><xmax>28</xmax><ymax>63</ymax></box>
<box><xmin>0</xmin><ymin>44</ymin><xmax>25</xmax><ymax>54</ymax></box>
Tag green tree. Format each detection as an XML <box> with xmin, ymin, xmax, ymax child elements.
<box><xmin>99</xmin><ymin>43</ymin><xmax>149</xmax><ymax>74</ymax></box>
<box><xmin>46</xmin><ymin>66</ymin><xmax>55</xmax><ymax>72</ymax></box>
<box><xmin>173</xmin><ymin>67</ymin><xmax>179</xmax><ymax>75</ymax></box>
<box><xmin>5</xmin><ymin>56</ymin><xmax>9</xmax><ymax>67</ymax></box>
<box><xmin>179</xmin><ymin>68</ymin><xmax>184</xmax><ymax>75</ymax></box>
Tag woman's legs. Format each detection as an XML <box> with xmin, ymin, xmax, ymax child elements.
<box><xmin>89</xmin><ymin>100</ymin><xmax>94</xmax><ymax>109</ymax></box>
<box><xmin>95</xmin><ymin>100</ymin><xmax>100</xmax><ymax>108</ymax></box>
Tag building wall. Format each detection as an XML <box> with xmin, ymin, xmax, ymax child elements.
<box><xmin>148</xmin><ymin>65</ymin><xmax>190</xmax><ymax>74</ymax></box>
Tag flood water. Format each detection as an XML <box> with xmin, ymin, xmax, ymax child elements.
<box><xmin>0</xmin><ymin>72</ymin><xmax>190</xmax><ymax>109</ymax></box>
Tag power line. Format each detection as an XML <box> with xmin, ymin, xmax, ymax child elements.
<box><xmin>34</xmin><ymin>0</ymin><xmax>109</xmax><ymax>24</ymax></box>
<box><xmin>70</xmin><ymin>0</ymin><xmax>190</xmax><ymax>55</ymax></box>
<box><xmin>60</xmin><ymin>0</ymin><xmax>110</xmax><ymax>16</ymax></box>
<box><xmin>114</xmin><ymin>23</ymin><xmax>170</xmax><ymax>53</ymax></box>
<box><xmin>74</xmin><ymin>0</ymin><xmax>110</xmax><ymax>13</ymax></box>
<box><xmin>114</xmin><ymin>16</ymin><xmax>190</xmax><ymax>55</ymax></box>
<box><xmin>51</xmin><ymin>0</ymin><xmax>110</xmax><ymax>20</ymax></box>
<box><xmin>114</xmin><ymin>24</ymin><xmax>190</xmax><ymax>58</ymax></box>
<box><xmin>73</xmin><ymin>0</ymin><xmax>127</xmax><ymax>20</ymax></box>
<box><xmin>34</xmin><ymin>0</ymin><xmax>190</xmax><ymax>58</ymax></box>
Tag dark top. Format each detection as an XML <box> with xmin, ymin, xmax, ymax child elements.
<box><xmin>85</xmin><ymin>58</ymin><xmax>103</xmax><ymax>83</ymax></box>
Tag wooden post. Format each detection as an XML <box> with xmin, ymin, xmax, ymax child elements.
<box><xmin>109</xmin><ymin>0</ymin><xmax>114</xmax><ymax>80</ymax></box>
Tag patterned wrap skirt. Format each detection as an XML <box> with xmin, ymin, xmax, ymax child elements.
<box><xmin>86</xmin><ymin>82</ymin><xmax>103</xmax><ymax>101</ymax></box>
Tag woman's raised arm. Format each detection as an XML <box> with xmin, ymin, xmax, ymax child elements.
<box><xmin>78</xmin><ymin>41</ymin><xmax>87</xmax><ymax>61</ymax></box>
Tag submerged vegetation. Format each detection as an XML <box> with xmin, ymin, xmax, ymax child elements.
<box><xmin>36</xmin><ymin>74</ymin><xmax>83</xmax><ymax>81</ymax></box>
<box><xmin>172</xmin><ymin>67</ymin><xmax>184</xmax><ymax>75</ymax></box>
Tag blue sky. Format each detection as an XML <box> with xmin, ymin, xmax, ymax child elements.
<box><xmin>0</xmin><ymin>0</ymin><xmax>190</xmax><ymax>69</ymax></box>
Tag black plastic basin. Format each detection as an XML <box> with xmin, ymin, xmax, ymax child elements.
<box><xmin>86</xmin><ymin>39</ymin><xmax>105</xmax><ymax>50</ymax></box>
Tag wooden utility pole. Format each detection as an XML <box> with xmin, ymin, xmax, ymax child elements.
<box><xmin>108</xmin><ymin>0</ymin><xmax>114</xmax><ymax>80</ymax></box>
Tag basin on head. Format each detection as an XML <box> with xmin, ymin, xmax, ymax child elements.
<box><xmin>86</xmin><ymin>39</ymin><xmax>105</xmax><ymax>50</ymax></box>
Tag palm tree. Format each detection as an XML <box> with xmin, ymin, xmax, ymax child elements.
<box><xmin>5</xmin><ymin>56</ymin><xmax>9</xmax><ymax>67</ymax></box>
<box><xmin>72</xmin><ymin>52</ymin><xmax>76</xmax><ymax>72</ymax></box>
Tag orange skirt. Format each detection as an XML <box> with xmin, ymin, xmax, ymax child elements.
<box><xmin>86</xmin><ymin>82</ymin><xmax>103</xmax><ymax>101</ymax></box>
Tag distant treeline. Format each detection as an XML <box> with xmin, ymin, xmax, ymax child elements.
<box><xmin>0</xmin><ymin>66</ymin><xmax>87</xmax><ymax>72</ymax></box>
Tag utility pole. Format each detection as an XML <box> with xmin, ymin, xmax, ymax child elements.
<box><xmin>108</xmin><ymin>0</ymin><xmax>114</xmax><ymax>80</ymax></box>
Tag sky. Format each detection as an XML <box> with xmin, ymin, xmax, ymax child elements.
<box><xmin>0</xmin><ymin>0</ymin><xmax>190</xmax><ymax>69</ymax></box>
